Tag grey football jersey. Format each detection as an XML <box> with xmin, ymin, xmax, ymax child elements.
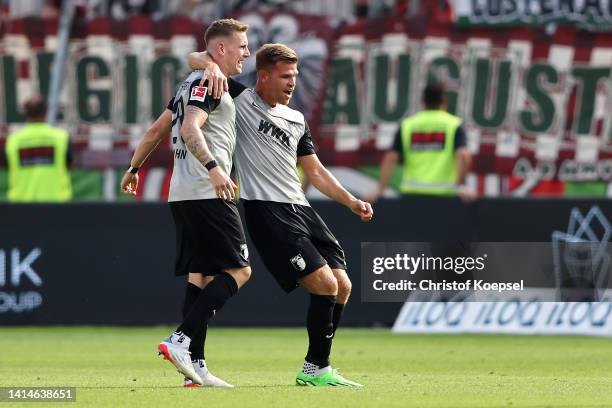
<box><xmin>168</xmin><ymin>72</ymin><xmax>237</xmax><ymax>202</ymax></box>
<box><xmin>232</xmin><ymin>85</ymin><xmax>315</xmax><ymax>206</ymax></box>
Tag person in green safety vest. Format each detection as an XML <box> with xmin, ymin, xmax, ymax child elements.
<box><xmin>367</xmin><ymin>82</ymin><xmax>475</xmax><ymax>202</ymax></box>
<box><xmin>5</xmin><ymin>95</ymin><xmax>72</xmax><ymax>202</ymax></box>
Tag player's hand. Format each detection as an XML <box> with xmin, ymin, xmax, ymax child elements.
<box><xmin>364</xmin><ymin>189</ymin><xmax>383</xmax><ymax>204</ymax></box>
<box><xmin>209</xmin><ymin>166</ymin><xmax>237</xmax><ymax>201</ymax></box>
<box><xmin>350</xmin><ymin>199</ymin><xmax>373</xmax><ymax>222</ymax></box>
<box><xmin>199</xmin><ymin>65</ymin><xmax>228</xmax><ymax>99</ymax></box>
<box><xmin>120</xmin><ymin>171</ymin><xmax>139</xmax><ymax>196</ymax></box>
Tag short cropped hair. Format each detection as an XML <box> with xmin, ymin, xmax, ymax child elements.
<box><xmin>204</xmin><ymin>18</ymin><xmax>249</xmax><ymax>46</ymax></box>
<box><xmin>256</xmin><ymin>43</ymin><xmax>298</xmax><ymax>71</ymax></box>
<box><xmin>24</xmin><ymin>95</ymin><xmax>47</xmax><ymax>119</ymax></box>
<box><xmin>423</xmin><ymin>82</ymin><xmax>445</xmax><ymax>109</ymax></box>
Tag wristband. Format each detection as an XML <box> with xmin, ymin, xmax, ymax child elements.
<box><xmin>205</xmin><ymin>160</ymin><xmax>218</xmax><ymax>171</ymax></box>
<box><xmin>127</xmin><ymin>165</ymin><xmax>139</xmax><ymax>174</ymax></box>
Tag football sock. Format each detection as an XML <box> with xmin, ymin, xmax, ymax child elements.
<box><xmin>302</xmin><ymin>360</ymin><xmax>332</xmax><ymax>376</ymax></box>
<box><xmin>305</xmin><ymin>294</ymin><xmax>336</xmax><ymax>368</ymax></box>
<box><xmin>192</xmin><ymin>359</ymin><xmax>208</xmax><ymax>374</ymax></box>
<box><xmin>332</xmin><ymin>302</ymin><xmax>345</xmax><ymax>335</ymax></box>
<box><xmin>177</xmin><ymin>272</ymin><xmax>238</xmax><ymax>340</ymax></box>
<box><xmin>168</xmin><ymin>331</ymin><xmax>190</xmax><ymax>348</ymax></box>
<box><xmin>182</xmin><ymin>282</ymin><xmax>207</xmax><ymax>361</ymax></box>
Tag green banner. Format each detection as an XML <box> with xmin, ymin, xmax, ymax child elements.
<box><xmin>454</xmin><ymin>0</ymin><xmax>612</xmax><ymax>31</ymax></box>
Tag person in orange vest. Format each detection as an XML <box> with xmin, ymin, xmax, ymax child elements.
<box><xmin>5</xmin><ymin>95</ymin><xmax>72</xmax><ymax>202</ymax></box>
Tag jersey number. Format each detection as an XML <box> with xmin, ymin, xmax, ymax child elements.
<box><xmin>171</xmin><ymin>99</ymin><xmax>185</xmax><ymax>144</ymax></box>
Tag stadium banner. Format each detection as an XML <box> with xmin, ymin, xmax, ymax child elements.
<box><xmin>392</xmin><ymin>299</ymin><xmax>612</xmax><ymax>337</ymax></box>
<box><xmin>0</xmin><ymin>12</ymin><xmax>335</xmax><ymax>151</ymax></box>
<box><xmin>452</xmin><ymin>0</ymin><xmax>612</xmax><ymax>31</ymax></box>
<box><xmin>0</xmin><ymin>201</ymin><xmax>400</xmax><ymax>326</ymax></box>
<box><xmin>321</xmin><ymin>27</ymin><xmax>612</xmax><ymax>194</ymax></box>
<box><xmin>2</xmin><ymin>17</ymin><xmax>612</xmax><ymax>197</ymax></box>
<box><xmin>1</xmin><ymin>198</ymin><xmax>612</xmax><ymax>326</ymax></box>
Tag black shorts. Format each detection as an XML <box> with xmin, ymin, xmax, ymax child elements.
<box><xmin>170</xmin><ymin>199</ymin><xmax>250</xmax><ymax>276</ymax></box>
<box><xmin>243</xmin><ymin>200</ymin><xmax>346</xmax><ymax>293</ymax></box>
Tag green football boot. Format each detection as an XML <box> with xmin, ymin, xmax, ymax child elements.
<box><xmin>296</xmin><ymin>368</ymin><xmax>363</xmax><ymax>387</ymax></box>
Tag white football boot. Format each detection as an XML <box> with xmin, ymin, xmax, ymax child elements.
<box><xmin>183</xmin><ymin>359</ymin><xmax>234</xmax><ymax>388</ymax></box>
<box><xmin>157</xmin><ymin>332</ymin><xmax>203</xmax><ymax>385</ymax></box>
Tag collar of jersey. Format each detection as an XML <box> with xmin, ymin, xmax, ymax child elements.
<box><xmin>249</xmin><ymin>89</ymin><xmax>304</xmax><ymax>125</ymax></box>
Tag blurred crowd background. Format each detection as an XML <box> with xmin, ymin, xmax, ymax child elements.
<box><xmin>1</xmin><ymin>0</ymin><xmax>611</xmax><ymax>201</ymax></box>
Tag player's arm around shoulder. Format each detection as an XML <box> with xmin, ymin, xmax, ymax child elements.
<box><xmin>187</xmin><ymin>51</ymin><xmax>228</xmax><ymax>99</ymax></box>
<box><xmin>298</xmin><ymin>154</ymin><xmax>373</xmax><ymax>222</ymax></box>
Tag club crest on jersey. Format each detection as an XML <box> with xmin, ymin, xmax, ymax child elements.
<box><xmin>240</xmin><ymin>244</ymin><xmax>249</xmax><ymax>261</ymax></box>
<box><xmin>290</xmin><ymin>254</ymin><xmax>306</xmax><ymax>271</ymax></box>
<box><xmin>190</xmin><ymin>86</ymin><xmax>207</xmax><ymax>102</ymax></box>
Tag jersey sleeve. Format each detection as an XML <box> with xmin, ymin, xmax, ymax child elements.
<box><xmin>297</xmin><ymin>121</ymin><xmax>316</xmax><ymax>156</ymax></box>
<box><xmin>228</xmin><ymin>78</ymin><xmax>248</xmax><ymax>99</ymax></box>
<box><xmin>186</xmin><ymin>79</ymin><xmax>221</xmax><ymax>113</ymax></box>
<box><xmin>454</xmin><ymin>126</ymin><xmax>467</xmax><ymax>150</ymax></box>
<box><xmin>166</xmin><ymin>97</ymin><xmax>175</xmax><ymax>111</ymax></box>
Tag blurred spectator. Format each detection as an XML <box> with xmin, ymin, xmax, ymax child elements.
<box><xmin>367</xmin><ymin>82</ymin><xmax>475</xmax><ymax>202</ymax></box>
<box><xmin>429</xmin><ymin>0</ymin><xmax>452</xmax><ymax>23</ymax></box>
<box><xmin>0</xmin><ymin>0</ymin><xmax>9</xmax><ymax>32</ymax></box>
<box><xmin>5</xmin><ymin>95</ymin><xmax>72</xmax><ymax>202</ymax></box>
<box><xmin>231</xmin><ymin>0</ymin><xmax>289</xmax><ymax>12</ymax></box>
<box><xmin>163</xmin><ymin>0</ymin><xmax>216</xmax><ymax>23</ymax></box>
<box><xmin>292</xmin><ymin>0</ymin><xmax>354</xmax><ymax>23</ymax></box>
<box><xmin>109</xmin><ymin>0</ymin><xmax>157</xmax><ymax>19</ymax></box>
<box><xmin>218</xmin><ymin>0</ymin><xmax>291</xmax><ymax>19</ymax></box>
<box><xmin>124</xmin><ymin>0</ymin><xmax>156</xmax><ymax>18</ymax></box>
<box><xmin>3</xmin><ymin>0</ymin><xmax>404</xmax><ymax>23</ymax></box>
<box><xmin>5</xmin><ymin>0</ymin><xmax>61</xmax><ymax>19</ymax></box>
<box><xmin>42</xmin><ymin>0</ymin><xmax>61</xmax><ymax>18</ymax></box>
<box><xmin>9</xmin><ymin>0</ymin><xmax>44</xmax><ymax>17</ymax></box>
<box><xmin>354</xmin><ymin>0</ymin><xmax>368</xmax><ymax>18</ymax></box>
<box><xmin>229</xmin><ymin>0</ymin><xmax>355</xmax><ymax>24</ymax></box>
<box><xmin>367</xmin><ymin>0</ymin><xmax>395</xmax><ymax>18</ymax></box>
<box><xmin>84</xmin><ymin>0</ymin><xmax>161</xmax><ymax>20</ymax></box>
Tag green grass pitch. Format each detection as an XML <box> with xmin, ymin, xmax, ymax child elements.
<box><xmin>1</xmin><ymin>327</ymin><xmax>611</xmax><ymax>407</ymax></box>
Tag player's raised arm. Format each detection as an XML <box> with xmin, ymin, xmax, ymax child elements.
<box><xmin>298</xmin><ymin>153</ymin><xmax>373</xmax><ymax>222</ymax></box>
<box><xmin>120</xmin><ymin>106</ymin><xmax>173</xmax><ymax>196</ymax></box>
<box><xmin>187</xmin><ymin>51</ymin><xmax>228</xmax><ymax>99</ymax></box>
<box><xmin>181</xmin><ymin>105</ymin><xmax>237</xmax><ymax>201</ymax></box>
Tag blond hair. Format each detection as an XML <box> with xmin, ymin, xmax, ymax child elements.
<box><xmin>205</xmin><ymin>18</ymin><xmax>249</xmax><ymax>46</ymax></box>
<box><xmin>256</xmin><ymin>43</ymin><xmax>298</xmax><ymax>71</ymax></box>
